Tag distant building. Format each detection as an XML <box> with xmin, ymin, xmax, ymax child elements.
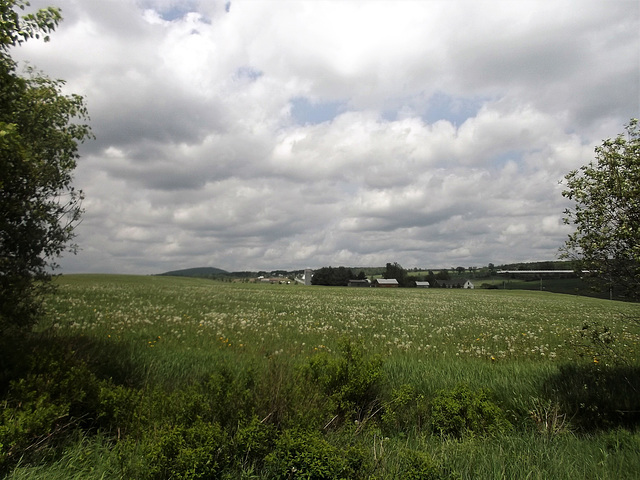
<box><xmin>374</xmin><ymin>278</ymin><xmax>399</xmax><ymax>288</ymax></box>
<box><xmin>440</xmin><ymin>279</ymin><xmax>474</xmax><ymax>289</ymax></box>
<box><xmin>348</xmin><ymin>279</ymin><xmax>371</xmax><ymax>287</ymax></box>
<box><xmin>295</xmin><ymin>269</ymin><xmax>314</xmax><ymax>285</ymax></box>
<box><xmin>304</xmin><ymin>269</ymin><xmax>313</xmax><ymax>286</ymax></box>
<box><xmin>415</xmin><ymin>281</ymin><xmax>430</xmax><ymax>288</ymax></box>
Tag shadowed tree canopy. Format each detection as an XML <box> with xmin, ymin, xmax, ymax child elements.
<box><xmin>383</xmin><ymin>262</ymin><xmax>409</xmax><ymax>287</ymax></box>
<box><xmin>562</xmin><ymin>119</ymin><xmax>640</xmax><ymax>301</ymax></box>
<box><xmin>1</xmin><ymin>0</ymin><xmax>92</xmax><ymax>329</ymax></box>
<box><xmin>311</xmin><ymin>266</ymin><xmax>357</xmax><ymax>286</ymax></box>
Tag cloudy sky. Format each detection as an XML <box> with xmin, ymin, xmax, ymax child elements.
<box><xmin>13</xmin><ymin>0</ymin><xmax>640</xmax><ymax>274</ymax></box>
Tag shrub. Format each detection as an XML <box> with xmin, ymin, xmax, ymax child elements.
<box><xmin>381</xmin><ymin>384</ymin><xmax>429</xmax><ymax>435</ymax></box>
<box><xmin>0</xmin><ymin>348</ymin><xmax>103</xmax><ymax>473</ymax></box>
<box><xmin>400</xmin><ymin>449</ymin><xmax>458</xmax><ymax>480</ymax></box>
<box><xmin>231</xmin><ymin>416</ymin><xmax>276</xmax><ymax>471</ymax></box>
<box><xmin>430</xmin><ymin>384</ymin><xmax>512</xmax><ymax>438</ymax></box>
<box><xmin>96</xmin><ymin>383</ymin><xmax>145</xmax><ymax>438</ymax></box>
<box><xmin>145</xmin><ymin>420</ymin><xmax>229</xmax><ymax>480</ymax></box>
<box><xmin>544</xmin><ymin>363</ymin><xmax>640</xmax><ymax>430</ymax></box>
<box><xmin>304</xmin><ymin>339</ymin><xmax>384</xmax><ymax>422</ymax></box>
<box><xmin>264</xmin><ymin>428</ymin><xmax>366</xmax><ymax>479</ymax></box>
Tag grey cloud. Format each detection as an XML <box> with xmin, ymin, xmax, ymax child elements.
<box><xmin>10</xmin><ymin>0</ymin><xmax>636</xmax><ymax>274</ymax></box>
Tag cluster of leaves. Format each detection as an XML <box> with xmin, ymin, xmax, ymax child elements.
<box><xmin>311</xmin><ymin>266</ymin><xmax>366</xmax><ymax>286</ymax></box>
<box><xmin>1</xmin><ymin>0</ymin><xmax>92</xmax><ymax>330</ymax></box>
<box><xmin>383</xmin><ymin>262</ymin><xmax>410</xmax><ymax>287</ymax></box>
<box><xmin>381</xmin><ymin>384</ymin><xmax>429</xmax><ymax>435</ymax></box>
<box><xmin>543</xmin><ymin>362</ymin><xmax>640</xmax><ymax>431</ymax></box>
<box><xmin>562</xmin><ymin>119</ymin><xmax>640</xmax><ymax>300</ymax></box>
<box><xmin>304</xmin><ymin>339</ymin><xmax>384</xmax><ymax>423</ymax></box>
<box><xmin>430</xmin><ymin>384</ymin><xmax>513</xmax><ymax>439</ymax></box>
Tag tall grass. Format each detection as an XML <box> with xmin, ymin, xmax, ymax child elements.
<box><xmin>2</xmin><ymin>275</ymin><xmax>639</xmax><ymax>478</ymax></box>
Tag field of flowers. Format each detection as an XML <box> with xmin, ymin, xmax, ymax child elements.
<box><xmin>4</xmin><ymin>274</ymin><xmax>639</xmax><ymax>479</ymax></box>
<box><xmin>44</xmin><ymin>274</ymin><xmax>640</xmax><ymax>363</ymax></box>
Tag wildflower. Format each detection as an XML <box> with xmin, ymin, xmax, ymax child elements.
<box><xmin>593</xmin><ymin>357</ymin><xmax>599</xmax><ymax>364</ymax></box>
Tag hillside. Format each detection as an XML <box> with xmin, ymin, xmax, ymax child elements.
<box><xmin>157</xmin><ymin>266</ymin><xmax>229</xmax><ymax>277</ymax></box>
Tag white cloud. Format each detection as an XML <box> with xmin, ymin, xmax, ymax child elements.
<box><xmin>10</xmin><ymin>0</ymin><xmax>639</xmax><ymax>273</ymax></box>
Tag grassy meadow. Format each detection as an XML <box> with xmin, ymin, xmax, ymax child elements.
<box><xmin>2</xmin><ymin>275</ymin><xmax>640</xmax><ymax>479</ymax></box>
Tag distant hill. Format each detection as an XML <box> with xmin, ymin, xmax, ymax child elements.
<box><xmin>158</xmin><ymin>267</ymin><xmax>229</xmax><ymax>278</ymax></box>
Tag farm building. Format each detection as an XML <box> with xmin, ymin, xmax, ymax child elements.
<box><xmin>374</xmin><ymin>278</ymin><xmax>399</xmax><ymax>288</ymax></box>
<box><xmin>440</xmin><ymin>279</ymin><xmax>474</xmax><ymax>289</ymax></box>
<box><xmin>348</xmin><ymin>279</ymin><xmax>371</xmax><ymax>287</ymax></box>
<box><xmin>415</xmin><ymin>281</ymin><xmax>430</xmax><ymax>288</ymax></box>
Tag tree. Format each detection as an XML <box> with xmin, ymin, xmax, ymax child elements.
<box><xmin>561</xmin><ymin>119</ymin><xmax>640</xmax><ymax>300</ymax></box>
<box><xmin>1</xmin><ymin>0</ymin><xmax>92</xmax><ymax>329</ymax></box>
<box><xmin>311</xmin><ymin>266</ymin><xmax>356</xmax><ymax>286</ymax></box>
<box><xmin>383</xmin><ymin>262</ymin><xmax>408</xmax><ymax>287</ymax></box>
<box><xmin>435</xmin><ymin>269</ymin><xmax>450</xmax><ymax>281</ymax></box>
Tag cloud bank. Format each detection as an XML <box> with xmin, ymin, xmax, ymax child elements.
<box><xmin>14</xmin><ymin>0</ymin><xmax>640</xmax><ymax>273</ymax></box>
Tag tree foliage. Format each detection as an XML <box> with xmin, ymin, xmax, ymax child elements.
<box><xmin>383</xmin><ymin>262</ymin><xmax>409</xmax><ymax>287</ymax></box>
<box><xmin>562</xmin><ymin>119</ymin><xmax>640</xmax><ymax>300</ymax></box>
<box><xmin>311</xmin><ymin>266</ymin><xmax>359</xmax><ymax>286</ymax></box>
<box><xmin>0</xmin><ymin>0</ymin><xmax>92</xmax><ymax>329</ymax></box>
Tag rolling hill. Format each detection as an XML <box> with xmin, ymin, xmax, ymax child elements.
<box><xmin>157</xmin><ymin>267</ymin><xmax>229</xmax><ymax>278</ymax></box>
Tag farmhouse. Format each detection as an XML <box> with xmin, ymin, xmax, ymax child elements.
<box><xmin>374</xmin><ymin>278</ymin><xmax>399</xmax><ymax>288</ymax></box>
<box><xmin>440</xmin><ymin>279</ymin><xmax>474</xmax><ymax>289</ymax></box>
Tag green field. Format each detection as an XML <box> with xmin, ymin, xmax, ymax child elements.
<box><xmin>2</xmin><ymin>275</ymin><xmax>640</xmax><ymax>479</ymax></box>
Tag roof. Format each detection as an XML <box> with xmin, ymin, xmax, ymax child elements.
<box><xmin>415</xmin><ymin>281</ymin><xmax>430</xmax><ymax>286</ymax></box>
<box><xmin>375</xmin><ymin>278</ymin><xmax>399</xmax><ymax>285</ymax></box>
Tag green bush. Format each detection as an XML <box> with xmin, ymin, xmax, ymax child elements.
<box><xmin>145</xmin><ymin>420</ymin><xmax>229</xmax><ymax>480</ymax></box>
<box><xmin>381</xmin><ymin>384</ymin><xmax>429</xmax><ymax>435</ymax></box>
<box><xmin>231</xmin><ymin>416</ymin><xmax>276</xmax><ymax>471</ymax></box>
<box><xmin>304</xmin><ymin>339</ymin><xmax>384</xmax><ymax>422</ymax></box>
<box><xmin>544</xmin><ymin>363</ymin><xmax>640</xmax><ymax>430</ymax></box>
<box><xmin>96</xmin><ymin>383</ymin><xmax>145</xmax><ymax>437</ymax></box>
<box><xmin>430</xmin><ymin>384</ymin><xmax>512</xmax><ymax>438</ymax></box>
<box><xmin>400</xmin><ymin>449</ymin><xmax>458</xmax><ymax>480</ymax></box>
<box><xmin>0</xmin><ymin>349</ymin><xmax>103</xmax><ymax>473</ymax></box>
<box><xmin>264</xmin><ymin>428</ymin><xmax>366</xmax><ymax>479</ymax></box>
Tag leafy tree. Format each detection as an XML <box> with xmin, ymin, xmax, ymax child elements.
<box><xmin>384</xmin><ymin>262</ymin><xmax>409</xmax><ymax>287</ymax></box>
<box><xmin>1</xmin><ymin>0</ymin><xmax>92</xmax><ymax>330</ymax></box>
<box><xmin>562</xmin><ymin>119</ymin><xmax>640</xmax><ymax>300</ymax></box>
<box><xmin>435</xmin><ymin>269</ymin><xmax>450</xmax><ymax>281</ymax></box>
<box><xmin>311</xmin><ymin>266</ymin><xmax>356</xmax><ymax>286</ymax></box>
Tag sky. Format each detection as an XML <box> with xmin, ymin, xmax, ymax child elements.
<box><xmin>12</xmin><ymin>0</ymin><xmax>640</xmax><ymax>274</ymax></box>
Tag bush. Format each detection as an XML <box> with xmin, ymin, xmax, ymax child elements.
<box><xmin>381</xmin><ymin>384</ymin><xmax>429</xmax><ymax>435</ymax></box>
<box><xmin>0</xmin><ymin>346</ymin><xmax>104</xmax><ymax>473</ymax></box>
<box><xmin>264</xmin><ymin>428</ymin><xmax>366</xmax><ymax>479</ymax></box>
<box><xmin>96</xmin><ymin>383</ymin><xmax>145</xmax><ymax>438</ymax></box>
<box><xmin>430</xmin><ymin>384</ymin><xmax>512</xmax><ymax>438</ymax></box>
<box><xmin>231</xmin><ymin>416</ymin><xmax>276</xmax><ymax>471</ymax></box>
<box><xmin>400</xmin><ymin>449</ymin><xmax>458</xmax><ymax>480</ymax></box>
<box><xmin>304</xmin><ymin>339</ymin><xmax>384</xmax><ymax>422</ymax></box>
<box><xmin>544</xmin><ymin>363</ymin><xmax>640</xmax><ymax>430</ymax></box>
<box><xmin>145</xmin><ymin>420</ymin><xmax>229</xmax><ymax>480</ymax></box>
